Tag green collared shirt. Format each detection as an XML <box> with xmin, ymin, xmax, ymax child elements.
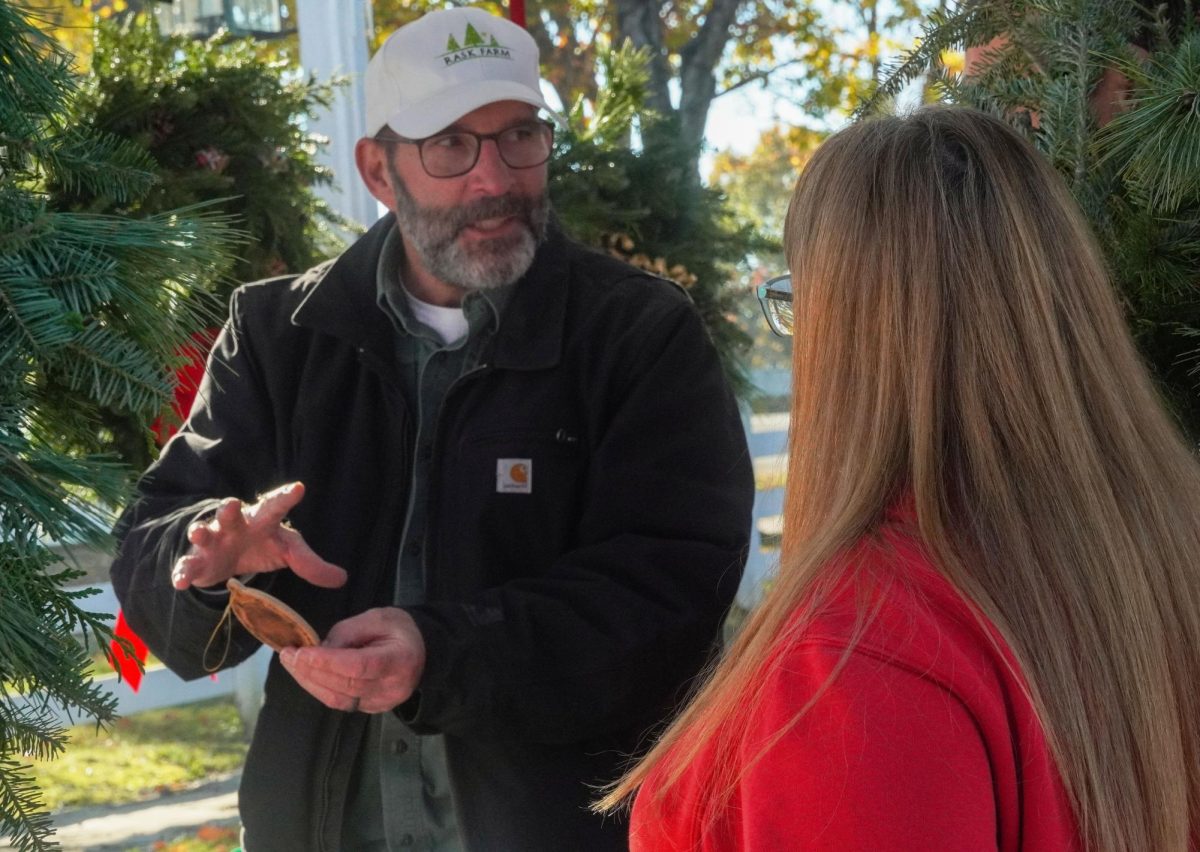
<box><xmin>341</xmin><ymin>227</ymin><xmax>508</xmax><ymax>852</ymax></box>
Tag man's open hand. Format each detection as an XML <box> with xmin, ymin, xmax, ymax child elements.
<box><xmin>279</xmin><ymin>608</ymin><xmax>426</xmax><ymax>714</ymax></box>
<box><xmin>172</xmin><ymin>482</ymin><xmax>348</xmax><ymax>591</ymax></box>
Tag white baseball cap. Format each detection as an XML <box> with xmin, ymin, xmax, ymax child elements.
<box><xmin>365</xmin><ymin>7</ymin><xmax>562</xmax><ymax>139</ymax></box>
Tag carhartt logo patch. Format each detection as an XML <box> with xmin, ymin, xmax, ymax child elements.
<box><xmin>441</xmin><ymin>23</ymin><xmax>512</xmax><ymax>66</ymax></box>
<box><xmin>497</xmin><ymin>459</ymin><xmax>532</xmax><ymax>494</ymax></box>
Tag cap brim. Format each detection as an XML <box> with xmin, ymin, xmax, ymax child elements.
<box><xmin>382</xmin><ymin>80</ymin><xmax>566</xmax><ymax>138</ymax></box>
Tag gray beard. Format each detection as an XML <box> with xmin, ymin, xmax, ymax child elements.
<box><xmin>388</xmin><ymin>163</ymin><xmax>549</xmax><ymax>292</ymax></box>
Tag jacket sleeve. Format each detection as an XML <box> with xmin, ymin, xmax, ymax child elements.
<box><xmin>109</xmin><ymin>288</ymin><xmax>279</xmax><ymax>680</ymax></box>
<box><xmin>402</xmin><ymin>296</ymin><xmax>755</xmax><ymax>744</ymax></box>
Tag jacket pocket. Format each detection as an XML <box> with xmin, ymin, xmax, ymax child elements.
<box><xmin>438</xmin><ymin>427</ymin><xmax>587</xmax><ymax>590</ymax></box>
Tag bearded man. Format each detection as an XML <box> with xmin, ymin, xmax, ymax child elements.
<box><xmin>110</xmin><ymin>7</ymin><xmax>752</xmax><ymax>851</ymax></box>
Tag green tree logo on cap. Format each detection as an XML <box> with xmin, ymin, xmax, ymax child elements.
<box><xmin>442</xmin><ymin>23</ymin><xmax>512</xmax><ymax>65</ymax></box>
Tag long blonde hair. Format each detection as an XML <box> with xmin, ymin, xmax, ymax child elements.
<box><xmin>599</xmin><ymin>107</ymin><xmax>1200</xmax><ymax>851</ymax></box>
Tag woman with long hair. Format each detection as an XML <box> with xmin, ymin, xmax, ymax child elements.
<box><xmin>599</xmin><ymin>106</ymin><xmax>1200</xmax><ymax>851</ymax></box>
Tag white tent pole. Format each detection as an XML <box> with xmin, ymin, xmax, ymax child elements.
<box><xmin>295</xmin><ymin>0</ymin><xmax>380</xmax><ymax>231</ymax></box>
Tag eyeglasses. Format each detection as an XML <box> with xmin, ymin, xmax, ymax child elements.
<box><xmin>757</xmin><ymin>274</ymin><xmax>793</xmax><ymax>337</ymax></box>
<box><xmin>376</xmin><ymin>120</ymin><xmax>554</xmax><ymax>179</ymax></box>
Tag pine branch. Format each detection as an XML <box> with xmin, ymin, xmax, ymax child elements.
<box><xmin>860</xmin><ymin>2</ymin><xmax>995</xmax><ymax>116</ymax></box>
<box><xmin>0</xmin><ymin>758</ymin><xmax>56</xmax><ymax>852</ymax></box>
<box><xmin>13</xmin><ymin>245</ymin><xmax>118</xmax><ymax>316</ymax></box>
<box><xmin>52</xmin><ymin>322</ymin><xmax>174</xmax><ymax>415</ymax></box>
<box><xmin>0</xmin><ymin>435</ymin><xmax>124</xmax><ymax>543</ymax></box>
<box><xmin>0</xmin><ymin>704</ymin><xmax>69</xmax><ymax>765</ymax></box>
<box><xmin>0</xmin><ymin>539</ymin><xmax>119</xmax><ymax>716</ymax></box>
<box><xmin>573</xmin><ymin>42</ymin><xmax>652</xmax><ymax>144</ymax></box>
<box><xmin>0</xmin><ymin>191</ymin><xmax>52</xmax><ymax>257</ymax></box>
<box><xmin>38</xmin><ymin>206</ymin><xmax>239</xmax><ymax>338</ymax></box>
<box><xmin>48</xmin><ymin>205</ymin><xmax>243</xmax><ymax>273</ymax></box>
<box><xmin>0</xmin><ymin>268</ymin><xmax>75</xmax><ymax>356</ymax></box>
<box><xmin>0</xmin><ymin>4</ymin><xmax>75</xmax><ymax>129</ymax></box>
<box><xmin>1097</xmin><ymin>33</ymin><xmax>1200</xmax><ymax>212</ymax></box>
<box><xmin>36</xmin><ymin>130</ymin><xmax>158</xmax><ymax>204</ymax></box>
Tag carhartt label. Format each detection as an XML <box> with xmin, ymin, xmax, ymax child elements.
<box><xmin>441</xmin><ymin>23</ymin><xmax>512</xmax><ymax>66</ymax></box>
<box><xmin>497</xmin><ymin>459</ymin><xmax>532</xmax><ymax>494</ymax></box>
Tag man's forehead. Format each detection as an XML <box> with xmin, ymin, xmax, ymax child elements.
<box><xmin>436</xmin><ymin>100</ymin><xmax>539</xmax><ymax>134</ymax></box>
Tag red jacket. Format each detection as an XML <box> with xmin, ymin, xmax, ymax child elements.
<box><xmin>631</xmin><ymin>507</ymin><xmax>1081</xmax><ymax>851</ymax></box>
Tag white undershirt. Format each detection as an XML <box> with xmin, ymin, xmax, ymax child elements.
<box><xmin>403</xmin><ymin>288</ymin><xmax>469</xmax><ymax>346</ymax></box>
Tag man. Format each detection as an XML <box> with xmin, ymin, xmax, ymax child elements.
<box><xmin>111</xmin><ymin>7</ymin><xmax>753</xmax><ymax>850</ymax></box>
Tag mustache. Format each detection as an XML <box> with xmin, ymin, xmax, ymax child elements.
<box><xmin>444</xmin><ymin>194</ymin><xmax>541</xmax><ymax>236</ymax></box>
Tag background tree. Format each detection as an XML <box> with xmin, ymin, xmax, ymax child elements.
<box><xmin>549</xmin><ymin>44</ymin><xmax>772</xmax><ymax>394</ymax></box>
<box><xmin>707</xmin><ymin>124</ymin><xmax>826</xmax><ymax>374</ymax></box>
<box><xmin>373</xmin><ymin>0</ymin><xmax>931</xmax><ymax>182</ymax></box>
<box><xmin>701</xmin><ymin>0</ymin><xmax>940</xmax><ymax>378</ymax></box>
<box><xmin>871</xmin><ymin>0</ymin><xmax>1200</xmax><ymax>443</ymax></box>
<box><xmin>0</xmin><ymin>3</ymin><xmax>239</xmax><ymax>848</ymax></box>
<box><xmin>50</xmin><ymin>14</ymin><xmax>345</xmax><ymax>470</ymax></box>
<box><xmin>710</xmin><ymin>123</ymin><xmax>825</xmax><ymax>240</ymax></box>
<box><xmin>66</xmin><ymin>15</ymin><xmax>344</xmax><ymax>299</ymax></box>
<box><xmin>8</xmin><ymin>0</ymin><xmax>92</xmax><ymax>69</ymax></box>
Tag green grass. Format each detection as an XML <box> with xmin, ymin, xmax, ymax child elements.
<box><xmin>29</xmin><ymin>697</ymin><xmax>249</xmax><ymax>811</ymax></box>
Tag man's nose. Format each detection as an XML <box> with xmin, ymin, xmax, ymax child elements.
<box><xmin>466</xmin><ymin>138</ymin><xmax>516</xmax><ymax>195</ymax></box>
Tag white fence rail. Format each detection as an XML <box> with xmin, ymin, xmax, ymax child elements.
<box><xmin>15</xmin><ymin>579</ymin><xmax>270</xmax><ymax>733</ymax></box>
<box><xmin>740</xmin><ymin>411</ymin><xmax>787</xmax><ymax>610</ymax></box>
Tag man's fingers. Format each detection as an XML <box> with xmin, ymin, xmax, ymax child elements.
<box><xmin>282</xmin><ymin>646</ymin><xmax>379</xmax><ymax>684</ymax></box>
<box><xmin>212</xmin><ymin>497</ymin><xmax>245</xmax><ymax>533</ymax></box>
<box><xmin>281</xmin><ymin>645</ymin><xmax>411</xmax><ymax>705</ymax></box>
<box><xmin>280</xmin><ymin>617</ymin><xmax>422</xmax><ymax>713</ymax></box>
<box><xmin>172</xmin><ymin>552</ymin><xmax>217</xmax><ymax>590</ymax></box>
<box><xmin>282</xmin><ymin>648</ymin><xmax>408</xmax><ymax>700</ymax></box>
<box><xmin>186</xmin><ymin>523</ymin><xmax>212</xmax><ymax>547</ymax></box>
<box><xmin>277</xmin><ymin>657</ymin><xmax>357</xmax><ymax>711</ymax></box>
<box><xmin>322</xmin><ymin>610</ymin><xmax>390</xmax><ymax>648</ymax></box>
<box><xmin>277</xmin><ymin>526</ymin><xmax>348</xmax><ymax>588</ymax></box>
<box><xmin>171</xmin><ymin>555</ymin><xmax>191</xmax><ymax>589</ymax></box>
<box><xmin>246</xmin><ymin>482</ymin><xmax>305</xmax><ymax>530</ymax></box>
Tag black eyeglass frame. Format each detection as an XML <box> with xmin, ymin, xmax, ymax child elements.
<box><xmin>374</xmin><ymin>119</ymin><xmax>555</xmax><ymax>179</ymax></box>
<box><xmin>757</xmin><ymin>273</ymin><xmax>794</xmax><ymax>337</ymax></box>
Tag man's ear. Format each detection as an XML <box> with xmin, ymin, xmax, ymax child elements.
<box><xmin>355</xmin><ymin>138</ymin><xmax>397</xmax><ymax>210</ymax></box>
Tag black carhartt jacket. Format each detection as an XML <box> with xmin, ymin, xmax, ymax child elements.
<box><xmin>111</xmin><ymin>215</ymin><xmax>754</xmax><ymax>851</ymax></box>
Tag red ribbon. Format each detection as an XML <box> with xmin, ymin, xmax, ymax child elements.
<box><xmin>108</xmin><ymin>609</ymin><xmax>149</xmax><ymax>692</ymax></box>
<box><xmin>150</xmin><ymin>328</ymin><xmax>218</xmax><ymax>445</ymax></box>
<box><xmin>116</xmin><ymin>328</ymin><xmax>218</xmax><ymax>692</ymax></box>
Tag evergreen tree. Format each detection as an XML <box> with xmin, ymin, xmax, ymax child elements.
<box><xmin>551</xmin><ymin>44</ymin><xmax>769</xmax><ymax>395</ymax></box>
<box><xmin>870</xmin><ymin>0</ymin><xmax>1200</xmax><ymax>442</ymax></box>
<box><xmin>50</xmin><ymin>14</ymin><xmax>345</xmax><ymax>471</ymax></box>
<box><xmin>64</xmin><ymin>15</ymin><xmax>345</xmax><ymax>296</ymax></box>
<box><xmin>0</xmin><ymin>4</ymin><xmax>238</xmax><ymax>848</ymax></box>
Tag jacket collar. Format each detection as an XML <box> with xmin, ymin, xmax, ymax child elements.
<box><xmin>291</xmin><ymin>212</ymin><xmax>568</xmax><ymax>372</ymax></box>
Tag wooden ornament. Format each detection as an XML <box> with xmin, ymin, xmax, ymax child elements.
<box><xmin>226</xmin><ymin>577</ymin><xmax>319</xmax><ymax>651</ymax></box>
